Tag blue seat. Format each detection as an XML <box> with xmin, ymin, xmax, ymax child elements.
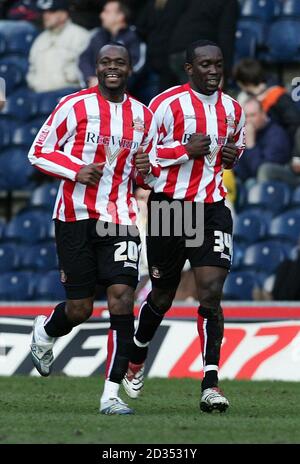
<box><xmin>0</xmin><ymin>272</ymin><xmax>32</xmax><ymax>301</ymax></box>
<box><xmin>0</xmin><ymin>32</ymin><xmax>6</xmax><ymax>55</ymax></box>
<box><xmin>36</xmin><ymin>92</ymin><xmax>62</xmax><ymax>116</ymax></box>
<box><xmin>231</xmin><ymin>242</ymin><xmax>246</xmax><ymax>270</ymax></box>
<box><xmin>12</xmin><ymin>121</ymin><xmax>41</xmax><ymax>147</ymax></box>
<box><xmin>237</xmin><ymin>19</ymin><xmax>266</xmax><ymax>45</ymax></box>
<box><xmin>4</xmin><ymin>211</ymin><xmax>47</xmax><ymax>243</ymax></box>
<box><xmin>291</xmin><ymin>185</ymin><xmax>300</xmax><ymax>207</ymax></box>
<box><xmin>0</xmin><ymin>62</ymin><xmax>23</xmax><ymax>94</ymax></box>
<box><xmin>0</xmin><ymin>55</ymin><xmax>29</xmax><ymax>73</ymax></box>
<box><xmin>242</xmin><ymin>240</ymin><xmax>286</xmax><ymax>273</ymax></box>
<box><xmin>281</xmin><ymin>0</ymin><xmax>300</xmax><ymax>17</ymax></box>
<box><xmin>34</xmin><ymin>270</ymin><xmax>66</xmax><ymax>301</ymax></box>
<box><xmin>265</xmin><ymin>19</ymin><xmax>300</xmax><ymax>62</ymax></box>
<box><xmin>21</xmin><ymin>243</ymin><xmax>58</xmax><ymax>271</ymax></box>
<box><xmin>30</xmin><ymin>183</ymin><xmax>59</xmax><ymax>210</ymax></box>
<box><xmin>0</xmin><ymin>148</ymin><xmax>35</xmax><ymax>190</ymax></box>
<box><xmin>268</xmin><ymin>210</ymin><xmax>300</xmax><ymax>243</ymax></box>
<box><xmin>0</xmin><ymin>120</ymin><xmax>10</xmax><ymax>147</ymax></box>
<box><xmin>223</xmin><ymin>271</ymin><xmax>257</xmax><ymax>300</ymax></box>
<box><xmin>0</xmin><ymin>243</ymin><xmax>20</xmax><ymax>272</ymax></box>
<box><xmin>0</xmin><ymin>92</ymin><xmax>37</xmax><ymax>120</ymax></box>
<box><xmin>0</xmin><ymin>20</ymin><xmax>38</xmax><ymax>55</ymax></box>
<box><xmin>240</xmin><ymin>0</ymin><xmax>277</xmax><ymax>21</ymax></box>
<box><xmin>246</xmin><ymin>181</ymin><xmax>291</xmax><ymax>214</ymax></box>
<box><xmin>234</xmin><ymin>211</ymin><xmax>267</xmax><ymax>244</ymax></box>
<box><xmin>235</xmin><ymin>25</ymin><xmax>257</xmax><ymax>60</ymax></box>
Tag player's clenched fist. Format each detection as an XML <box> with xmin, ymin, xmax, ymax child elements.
<box><xmin>135</xmin><ymin>147</ymin><xmax>151</xmax><ymax>175</ymax></box>
<box><xmin>76</xmin><ymin>162</ymin><xmax>105</xmax><ymax>185</ymax></box>
<box><xmin>185</xmin><ymin>133</ymin><xmax>211</xmax><ymax>159</ymax></box>
<box><xmin>221</xmin><ymin>135</ymin><xmax>239</xmax><ymax>169</ymax></box>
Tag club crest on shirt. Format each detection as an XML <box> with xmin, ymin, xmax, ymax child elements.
<box><xmin>132</xmin><ymin>116</ymin><xmax>145</xmax><ymax>132</ymax></box>
<box><xmin>60</xmin><ymin>269</ymin><xmax>67</xmax><ymax>283</ymax></box>
<box><xmin>225</xmin><ymin>114</ymin><xmax>237</xmax><ymax>130</ymax></box>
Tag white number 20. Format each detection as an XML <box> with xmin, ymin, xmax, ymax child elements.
<box><xmin>114</xmin><ymin>241</ymin><xmax>139</xmax><ymax>262</ymax></box>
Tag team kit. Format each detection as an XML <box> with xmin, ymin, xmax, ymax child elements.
<box><xmin>28</xmin><ymin>41</ymin><xmax>245</xmax><ymax>415</ymax></box>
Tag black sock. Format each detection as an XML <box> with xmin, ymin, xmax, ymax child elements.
<box><xmin>106</xmin><ymin>314</ymin><xmax>135</xmax><ymax>384</ymax></box>
<box><xmin>130</xmin><ymin>294</ymin><xmax>165</xmax><ymax>364</ymax></box>
<box><xmin>198</xmin><ymin>305</ymin><xmax>224</xmax><ymax>391</ymax></box>
<box><xmin>44</xmin><ymin>302</ymin><xmax>74</xmax><ymax>337</ymax></box>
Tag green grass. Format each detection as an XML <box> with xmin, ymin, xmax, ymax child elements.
<box><xmin>1</xmin><ymin>376</ymin><xmax>300</xmax><ymax>444</ymax></box>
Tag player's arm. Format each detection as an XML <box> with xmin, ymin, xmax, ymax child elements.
<box><xmin>28</xmin><ymin>100</ymin><xmax>87</xmax><ymax>181</ymax></box>
<box><xmin>222</xmin><ymin>108</ymin><xmax>246</xmax><ymax>169</ymax></box>
<box><xmin>150</xmin><ymin>101</ymin><xmax>210</xmax><ymax>167</ymax></box>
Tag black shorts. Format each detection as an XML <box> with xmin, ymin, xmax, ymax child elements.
<box><xmin>147</xmin><ymin>192</ymin><xmax>233</xmax><ymax>289</ymax></box>
<box><xmin>55</xmin><ymin>219</ymin><xmax>141</xmax><ymax>299</ymax></box>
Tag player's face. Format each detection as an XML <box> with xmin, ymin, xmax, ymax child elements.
<box><xmin>96</xmin><ymin>45</ymin><xmax>131</xmax><ymax>93</ymax></box>
<box><xmin>185</xmin><ymin>46</ymin><xmax>223</xmax><ymax>95</ymax></box>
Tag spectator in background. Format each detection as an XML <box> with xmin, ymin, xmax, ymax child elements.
<box><xmin>233</xmin><ymin>58</ymin><xmax>300</xmax><ymax>145</ymax></box>
<box><xmin>6</xmin><ymin>0</ymin><xmax>40</xmax><ymax>23</ymax></box>
<box><xmin>27</xmin><ymin>0</ymin><xmax>89</xmax><ymax>93</ymax></box>
<box><xmin>135</xmin><ymin>0</ymin><xmax>187</xmax><ymax>93</ymax></box>
<box><xmin>167</xmin><ymin>0</ymin><xmax>239</xmax><ymax>87</ymax></box>
<box><xmin>69</xmin><ymin>0</ymin><xmax>104</xmax><ymax>30</ymax></box>
<box><xmin>235</xmin><ymin>98</ymin><xmax>292</xmax><ymax>182</ymax></box>
<box><xmin>79</xmin><ymin>0</ymin><xmax>145</xmax><ymax>91</ymax></box>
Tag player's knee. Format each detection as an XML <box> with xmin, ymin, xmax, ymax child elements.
<box><xmin>199</xmin><ymin>277</ymin><xmax>224</xmax><ymax>309</ymax></box>
<box><xmin>151</xmin><ymin>290</ymin><xmax>175</xmax><ymax>314</ymax></box>
<box><xmin>109</xmin><ymin>288</ymin><xmax>134</xmax><ymax>315</ymax></box>
<box><xmin>66</xmin><ymin>299</ymin><xmax>93</xmax><ymax>324</ymax></box>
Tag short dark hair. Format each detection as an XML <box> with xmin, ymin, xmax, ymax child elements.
<box><xmin>186</xmin><ymin>40</ymin><xmax>221</xmax><ymax>64</ymax></box>
<box><xmin>104</xmin><ymin>0</ymin><xmax>132</xmax><ymax>23</ymax></box>
<box><xmin>233</xmin><ymin>58</ymin><xmax>266</xmax><ymax>85</ymax></box>
<box><xmin>97</xmin><ymin>41</ymin><xmax>132</xmax><ymax>66</ymax></box>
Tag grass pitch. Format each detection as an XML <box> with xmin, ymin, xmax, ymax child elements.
<box><xmin>0</xmin><ymin>376</ymin><xmax>300</xmax><ymax>444</ymax></box>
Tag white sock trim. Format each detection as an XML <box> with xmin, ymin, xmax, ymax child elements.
<box><xmin>101</xmin><ymin>380</ymin><xmax>120</xmax><ymax>402</ymax></box>
<box><xmin>36</xmin><ymin>317</ymin><xmax>54</xmax><ymax>344</ymax></box>
<box><xmin>204</xmin><ymin>364</ymin><xmax>219</xmax><ymax>373</ymax></box>
<box><xmin>133</xmin><ymin>336</ymin><xmax>149</xmax><ymax>348</ymax></box>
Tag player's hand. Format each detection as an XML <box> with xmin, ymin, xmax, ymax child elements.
<box><xmin>135</xmin><ymin>147</ymin><xmax>151</xmax><ymax>175</ymax></box>
<box><xmin>76</xmin><ymin>162</ymin><xmax>104</xmax><ymax>185</ymax></box>
<box><xmin>185</xmin><ymin>133</ymin><xmax>211</xmax><ymax>159</ymax></box>
<box><xmin>222</xmin><ymin>135</ymin><xmax>239</xmax><ymax>169</ymax></box>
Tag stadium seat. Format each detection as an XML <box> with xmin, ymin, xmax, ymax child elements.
<box><xmin>34</xmin><ymin>270</ymin><xmax>65</xmax><ymax>301</ymax></box>
<box><xmin>234</xmin><ymin>211</ymin><xmax>267</xmax><ymax>244</ymax></box>
<box><xmin>0</xmin><ymin>32</ymin><xmax>6</xmax><ymax>55</ymax></box>
<box><xmin>4</xmin><ymin>211</ymin><xmax>47</xmax><ymax>243</ymax></box>
<box><xmin>0</xmin><ymin>120</ymin><xmax>10</xmax><ymax>147</ymax></box>
<box><xmin>242</xmin><ymin>240</ymin><xmax>286</xmax><ymax>273</ymax></box>
<box><xmin>237</xmin><ymin>18</ymin><xmax>266</xmax><ymax>45</ymax></box>
<box><xmin>231</xmin><ymin>242</ymin><xmax>246</xmax><ymax>270</ymax></box>
<box><xmin>240</xmin><ymin>0</ymin><xmax>277</xmax><ymax>21</ymax></box>
<box><xmin>0</xmin><ymin>55</ymin><xmax>29</xmax><ymax>73</ymax></box>
<box><xmin>223</xmin><ymin>271</ymin><xmax>257</xmax><ymax>300</ymax></box>
<box><xmin>291</xmin><ymin>185</ymin><xmax>300</xmax><ymax>207</ymax></box>
<box><xmin>30</xmin><ymin>183</ymin><xmax>59</xmax><ymax>210</ymax></box>
<box><xmin>12</xmin><ymin>122</ymin><xmax>40</xmax><ymax>148</ymax></box>
<box><xmin>268</xmin><ymin>210</ymin><xmax>300</xmax><ymax>243</ymax></box>
<box><xmin>0</xmin><ymin>243</ymin><xmax>20</xmax><ymax>272</ymax></box>
<box><xmin>0</xmin><ymin>62</ymin><xmax>23</xmax><ymax>94</ymax></box>
<box><xmin>21</xmin><ymin>243</ymin><xmax>58</xmax><ymax>271</ymax></box>
<box><xmin>0</xmin><ymin>219</ymin><xmax>4</xmax><ymax>238</ymax></box>
<box><xmin>0</xmin><ymin>148</ymin><xmax>35</xmax><ymax>190</ymax></box>
<box><xmin>281</xmin><ymin>0</ymin><xmax>300</xmax><ymax>17</ymax></box>
<box><xmin>36</xmin><ymin>88</ymin><xmax>79</xmax><ymax>116</ymax></box>
<box><xmin>235</xmin><ymin>25</ymin><xmax>257</xmax><ymax>60</ymax></box>
<box><xmin>0</xmin><ymin>272</ymin><xmax>32</xmax><ymax>301</ymax></box>
<box><xmin>246</xmin><ymin>181</ymin><xmax>291</xmax><ymax>214</ymax></box>
<box><xmin>0</xmin><ymin>92</ymin><xmax>37</xmax><ymax>120</ymax></box>
<box><xmin>0</xmin><ymin>20</ymin><xmax>38</xmax><ymax>55</ymax></box>
<box><xmin>265</xmin><ymin>19</ymin><xmax>300</xmax><ymax>62</ymax></box>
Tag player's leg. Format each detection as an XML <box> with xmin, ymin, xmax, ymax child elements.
<box><xmin>100</xmin><ymin>283</ymin><xmax>136</xmax><ymax>415</ymax></box>
<box><xmin>124</xmin><ymin>192</ymin><xmax>185</xmax><ymax>398</ymax></box>
<box><xmin>30</xmin><ymin>219</ymin><xmax>97</xmax><ymax>376</ymax></box>
<box><xmin>192</xmin><ymin>265</ymin><xmax>229</xmax><ymax>412</ymax></box>
<box><xmin>96</xmin><ymin>223</ymin><xmax>141</xmax><ymax>414</ymax></box>
<box><xmin>188</xmin><ymin>200</ymin><xmax>233</xmax><ymax>412</ymax></box>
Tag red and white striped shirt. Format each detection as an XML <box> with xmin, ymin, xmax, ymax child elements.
<box><xmin>28</xmin><ymin>86</ymin><xmax>158</xmax><ymax>224</ymax></box>
<box><xmin>149</xmin><ymin>83</ymin><xmax>245</xmax><ymax>202</ymax></box>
